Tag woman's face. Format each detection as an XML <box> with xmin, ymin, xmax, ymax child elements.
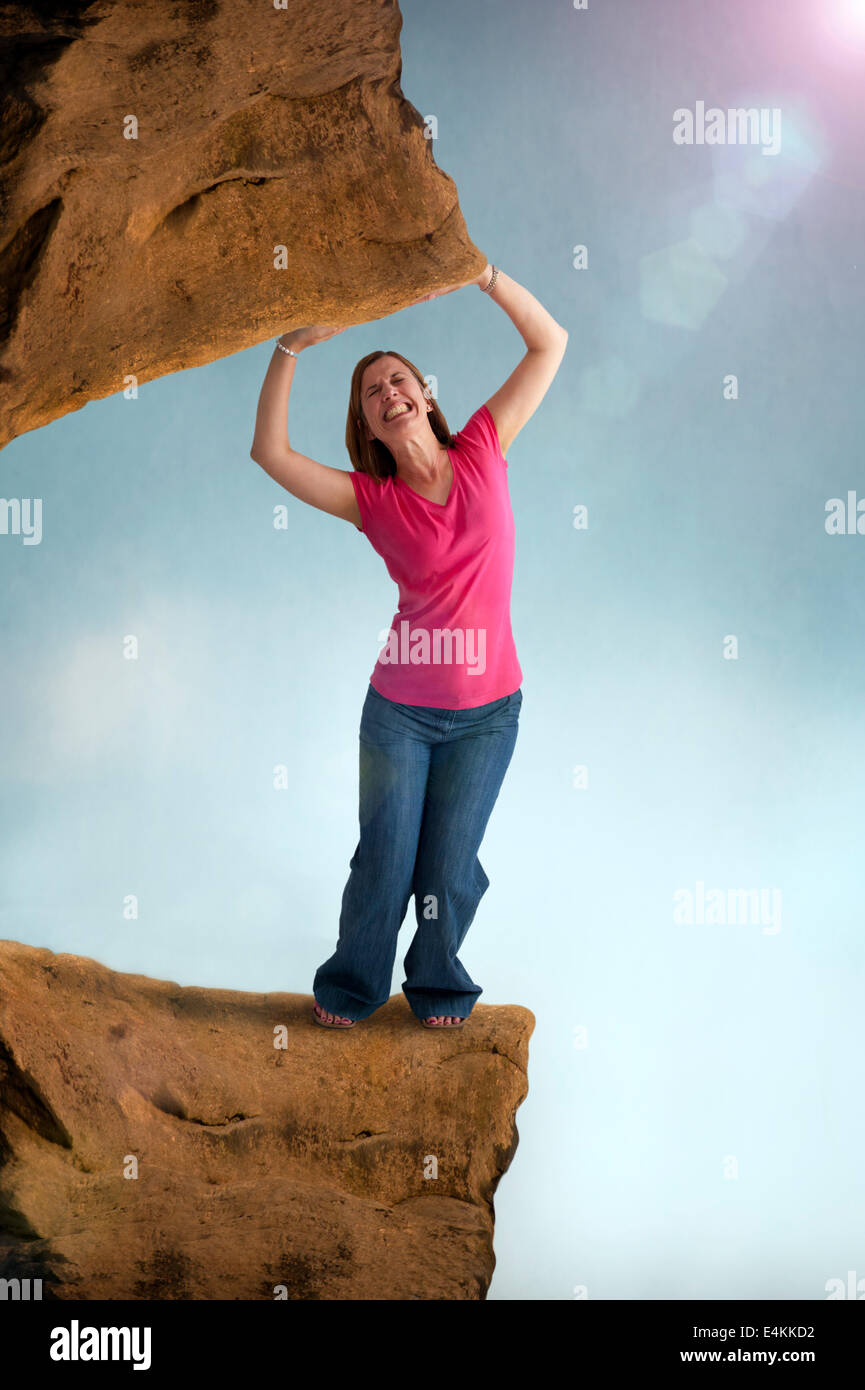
<box><xmin>358</xmin><ymin>357</ymin><xmax>429</xmax><ymax>443</ymax></box>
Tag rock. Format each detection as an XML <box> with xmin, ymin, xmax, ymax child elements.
<box><xmin>0</xmin><ymin>1</ymin><xmax>486</xmax><ymax>450</ymax></box>
<box><xmin>0</xmin><ymin>940</ymin><xmax>533</xmax><ymax>1300</ymax></box>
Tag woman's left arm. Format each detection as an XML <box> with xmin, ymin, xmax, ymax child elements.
<box><xmin>473</xmin><ymin>264</ymin><xmax>568</xmax><ymax>455</ymax></box>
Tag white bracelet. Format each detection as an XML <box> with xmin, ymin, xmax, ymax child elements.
<box><xmin>276</xmin><ymin>341</ymin><xmax>298</xmax><ymax>357</ymax></box>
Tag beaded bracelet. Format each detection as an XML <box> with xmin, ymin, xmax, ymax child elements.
<box><xmin>275</xmin><ymin>341</ymin><xmax>298</xmax><ymax>357</ymax></box>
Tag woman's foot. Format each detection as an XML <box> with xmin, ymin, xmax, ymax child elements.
<box><xmin>313</xmin><ymin>1002</ymin><xmax>354</xmax><ymax>1028</ymax></box>
<box><xmin>423</xmin><ymin>1015</ymin><xmax>465</xmax><ymax>1027</ymax></box>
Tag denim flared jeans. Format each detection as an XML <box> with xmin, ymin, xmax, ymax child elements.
<box><xmin>313</xmin><ymin>681</ymin><xmax>522</xmax><ymax>1022</ymax></box>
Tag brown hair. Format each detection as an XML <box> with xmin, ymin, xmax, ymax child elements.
<box><xmin>346</xmin><ymin>349</ymin><xmax>455</xmax><ymax>480</ymax></box>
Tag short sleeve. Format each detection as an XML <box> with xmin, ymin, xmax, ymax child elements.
<box><xmin>349</xmin><ymin>469</ymin><xmax>373</xmax><ymax>533</ymax></box>
<box><xmin>455</xmin><ymin>403</ymin><xmax>508</xmax><ymax>468</ymax></box>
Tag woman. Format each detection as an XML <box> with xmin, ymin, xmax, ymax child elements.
<box><xmin>250</xmin><ymin>263</ymin><xmax>567</xmax><ymax>1028</ymax></box>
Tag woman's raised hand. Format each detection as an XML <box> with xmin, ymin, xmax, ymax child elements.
<box><xmin>278</xmin><ymin>325</ymin><xmax>348</xmax><ymax>353</ymax></box>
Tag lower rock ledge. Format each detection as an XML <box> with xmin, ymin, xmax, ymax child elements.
<box><xmin>0</xmin><ymin>940</ymin><xmax>533</xmax><ymax>1300</ymax></box>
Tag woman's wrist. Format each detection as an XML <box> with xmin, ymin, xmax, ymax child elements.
<box><xmin>476</xmin><ymin>263</ymin><xmax>493</xmax><ymax>290</ymax></box>
<box><xmin>277</xmin><ymin>332</ymin><xmax>303</xmax><ymax>352</ymax></box>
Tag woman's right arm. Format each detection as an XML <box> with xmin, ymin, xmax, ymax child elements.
<box><xmin>249</xmin><ymin>327</ymin><xmax>361</xmax><ymax>528</ymax></box>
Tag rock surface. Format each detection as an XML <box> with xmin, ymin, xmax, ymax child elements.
<box><xmin>0</xmin><ymin>0</ymin><xmax>486</xmax><ymax>449</ymax></box>
<box><xmin>0</xmin><ymin>940</ymin><xmax>533</xmax><ymax>1299</ymax></box>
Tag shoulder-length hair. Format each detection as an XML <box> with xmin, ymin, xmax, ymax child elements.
<box><xmin>346</xmin><ymin>349</ymin><xmax>456</xmax><ymax>480</ymax></box>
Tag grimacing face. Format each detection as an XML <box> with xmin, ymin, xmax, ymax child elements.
<box><xmin>358</xmin><ymin>356</ymin><xmax>431</xmax><ymax>443</ymax></box>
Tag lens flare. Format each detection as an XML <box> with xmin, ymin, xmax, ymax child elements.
<box><xmin>827</xmin><ymin>0</ymin><xmax>865</xmax><ymax>42</ymax></box>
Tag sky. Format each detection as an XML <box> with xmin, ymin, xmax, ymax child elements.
<box><xmin>2</xmin><ymin>0</ymin><xmax>864</xmax><ymax>1301</ymax></box>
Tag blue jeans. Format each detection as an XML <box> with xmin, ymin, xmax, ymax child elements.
<box><xmin>313</xmin><ymin>682</ymin><xmax>523</xmax><ymax>1022</ymax></box>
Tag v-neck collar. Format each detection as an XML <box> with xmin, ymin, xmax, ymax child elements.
<box><xmin>395</xmin><ymin>446</ymin><xmax>456</xmax><ymax>509</ymax></box>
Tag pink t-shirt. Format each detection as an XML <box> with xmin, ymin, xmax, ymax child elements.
<box><xmin>349</xmin><ymin>403</ymin><xmax>523</xmax><ymax>709</ymax></box>
<box><xmin>349</xmin><ymin>400</ymin><xmax>525</xmax><ymax>706</ymax></box>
